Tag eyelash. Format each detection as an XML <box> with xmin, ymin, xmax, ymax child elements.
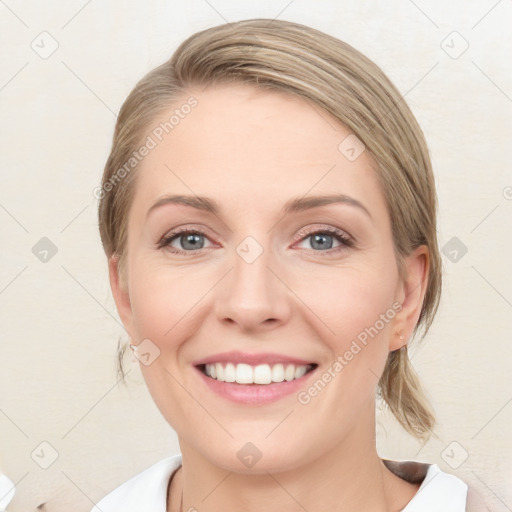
<box><xmin>157</xmin><ymin>225</ymin><xmax>354</xmax><ymax>256</ymax></box>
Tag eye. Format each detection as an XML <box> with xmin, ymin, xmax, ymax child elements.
<box><xmin>158</xmin><ymin>225</ymin><xmax>354</xmax><ymax>256</ymax></box>
<box><xmin>158</xmin><ymin>228</ymin><xmax>214</xmax><ymax>254</ymax></box>
<box><xmin>294</xmin><ymin>225</ymin><xmax>353</xmax><ymax>254</ymax></box>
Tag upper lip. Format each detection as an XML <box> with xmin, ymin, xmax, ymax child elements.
<box><xmin>192</xmin><ymin>351</ymin><xmax>316</xmax><ymax>367</ymax></box>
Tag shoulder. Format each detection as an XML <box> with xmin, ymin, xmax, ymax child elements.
<box><xmin>384</xmin><ymin>459</ymin><xmax>471</xmax><ymax>511</ymax></box>
<box><xmin>394</xmin><ymin>461</ymin><xmax>491</xmax><ymax>512</ymax></box>
<box><xmin>90</xmin><ymin>454</ymin><xmax>182</xmax><ymax>512</ymax></box>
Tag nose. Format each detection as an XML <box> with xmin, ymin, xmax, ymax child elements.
<box><xmin>214</xmin><ymin>245</ymin><xmax>292</xmax><ymax>333</ymax></box>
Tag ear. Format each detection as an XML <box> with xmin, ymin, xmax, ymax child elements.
<box><xmin>389</xmin><ymin>245</ymin><xmax>430</xmax><ymax>351</ymax></box>
<box><xmin>108</xmin><ymin>254</ymin><xmax>135</xmax><ymax>338</ymax></box>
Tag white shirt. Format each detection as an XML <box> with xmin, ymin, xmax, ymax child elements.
<box><xmin>0</xmin><ymin>473</ymin><xmax>15</xmax><ymax>512</ymax></box>
<box><xmin>91</xmin><ymin>454</ymin><xmax>468</xmax><ymax>512</ymax></box>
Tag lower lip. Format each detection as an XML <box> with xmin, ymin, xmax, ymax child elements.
<box><xmin>195</xmin><ymin>366</ymin><xmax>317</xmax><ymax>405</ymax></box>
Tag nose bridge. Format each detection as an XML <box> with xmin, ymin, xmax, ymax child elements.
<box><xmin>215</xmin><ymin>233</ymin><xmax>291</xmax><ymax>329</ymax></box>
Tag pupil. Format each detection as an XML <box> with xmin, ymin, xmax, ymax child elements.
<box><xmin>311</xmin><ymin>234</ymin><xmax>332</xmax><ymax>250</ymax></box>
<box><xmin>182</xmin><ymin>233</ymin><xmax>203</xmax><ymax>250</ymax></box>
<box><xmin>178</xmin><ymin>233</ymin><xmax>334</xmax><ymax>251</ymax></box>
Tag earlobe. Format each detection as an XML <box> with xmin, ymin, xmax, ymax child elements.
<box><xmin>389</xmin><ymin>326</ymin><xmax>407</xmax><ymax>352</ymax></box>
<box><xmin>389</xmin><ymin>246</ymin><xmax>430</xmax><ymax>352</ymax></box>
<box><xmin>108</xmin><ymin>254</ymin><xmax>134</xmax><ymax>337</ymax></box>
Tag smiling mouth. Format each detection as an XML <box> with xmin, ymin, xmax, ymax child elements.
<box><xmin>197</xmin><ymin>362</ymin><xmax>317</xmax><ymax>385</ymax></box>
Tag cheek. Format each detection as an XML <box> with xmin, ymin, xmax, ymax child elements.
<box><xmin>127</xmin><ymin>249</ymin><xmax>399</xmax><ymax>353</ymax></box>
<box><xmin>291</xmin><ymin>271</ymin><xmax>397</xmax><ymax>428</ymax></box>
<box><xmin>127</xmin><ymin>258</ymin><xmax>212</xmax><ymax>342</ymax></box>
<box><xmin>292</xmin><ymin>260</ymin><xmax>398</xmax><ymax>343</ymax></box>
<box><xmin>125</xmin><ymin>262</ymin><xmax>210</xmax><ymax>424</ymax></box>
<box><xmin>291</xmin><ymin>262</ymin><xmax>398</xmax><ymax>399</ymax></box>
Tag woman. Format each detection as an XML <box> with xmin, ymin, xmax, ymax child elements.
<box><xmin>93</xmin><ymin>18</ymin><xmax>488</xmax><ymax>511</ymax></box>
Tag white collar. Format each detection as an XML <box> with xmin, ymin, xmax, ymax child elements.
<box><xmin>92</xmin><ymin>454</ymin><xmax>468</xmax><ymax>512</ymax></box>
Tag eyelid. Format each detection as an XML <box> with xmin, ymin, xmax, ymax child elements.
<box><xmin>158</xmin><ymin>223</ymin><xmax>354</xmax><ymax>254</ymax></box>
<box><xmin>292</xmin><ymin>224</ymin><xmax>353</xmax><ymax>244</ymax></box>
<box><xmin>157</xmin><ymin>224</ymin><xmax>217</xmax><ymax>251</ymax></box>
<box><xmin>291</xmin><ymin>225</ymin><xmax>354</xmax><ymax>255</ymax></box>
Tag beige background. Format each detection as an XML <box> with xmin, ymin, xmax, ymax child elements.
<box><xmin>1</xmin><ymin>0</ymin><xmax>511</xmax><ymax>510</ymax></box>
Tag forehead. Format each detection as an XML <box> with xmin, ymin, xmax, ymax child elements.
<box><xmin>130</xmin><ymin>83</ymin><xmax>387</xmax><ymax>221</ymax></box>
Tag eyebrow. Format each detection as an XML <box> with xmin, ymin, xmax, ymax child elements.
<box><xmin>146</xmin><ymin>193</ymin><xmax>373</xmax><ymax>221</ymax></box>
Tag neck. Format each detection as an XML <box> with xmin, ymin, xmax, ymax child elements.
<box><xmin>168</xmin><ymin>403</ymin><xmax>419</xmax><ymax>512</ymax></box>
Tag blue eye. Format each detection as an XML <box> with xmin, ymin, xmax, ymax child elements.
<box><xmin>158</xmin><ymin>229</ymin><xmax>212</xmax><ymax>253</ymax></box>
<box><xmin>158</xmin><ymin>226</ymin><xmax>353</xmax><ymax>255</ymax></box>
<box><xmin>176</xmin><ymin>232</ymin><xmax>205</xmax><ymax>250</ymax></box>
<box><xmin>296</xmin><ymin>228</ymin><xmax>353</xmax><ymax>253</ymax></box>
<box><xmin>309</xmin><ymin>233</ymin><xmax>336</xmax><ymax>250</ymax></box>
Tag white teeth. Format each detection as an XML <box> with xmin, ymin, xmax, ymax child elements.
<box><xmin>271</xmin><ymin>363</ymin><xmax>285</xmax><ymax>382</ymax></box>
<box><xmin>203</xmin><ymin>362</ymin><xmax>313</xmax><ymax>385</ymax></box>
<box><xmin>294</xmin><ymin>366</ymin><xmax>307</xmax><ymax>379</ymax></box>
<box><xmin>254</xmin><ymin>364</ymin><xmax>272</xmax><ymax>384</ymax></box>
<box><xmin>224</xmin><ymin>363</ymin><xmax>236</xmax><ymax>382</ymax></box>
<box><xmin>215</xmin><ymin>363</ymin><xmax>224</xmax><ymax>381</ymax></box>
<box><xmin>236</xmin><ymin>363</ymin><xmax>253</xmax><ymax>384</ymax></box>
<box><xmin>284</xmin><ymin>364</ymin><xmax>295</xmax><ymax>382</ymax></box>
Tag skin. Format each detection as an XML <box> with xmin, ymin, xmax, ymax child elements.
<box><xmin>109</xmin><ymin>83</ymin><xmax>430</xmax><ymax>512</ymax></box>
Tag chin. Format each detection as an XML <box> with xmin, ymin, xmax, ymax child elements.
<box><xmin>188</xmin><ymin>431</ymin><xmax>319</xmax><ymax>476</ymax></box>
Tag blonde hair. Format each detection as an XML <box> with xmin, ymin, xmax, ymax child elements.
<box><xmin>98</xmin><ymin>19</ymin><xmax>441</xmax><ymax>441</ymax></box>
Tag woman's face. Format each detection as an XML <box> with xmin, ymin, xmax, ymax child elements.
<box><xmin>110</xmin><ymin>83</ymin><xmax>427</xmax><ymax>473</ymax></box>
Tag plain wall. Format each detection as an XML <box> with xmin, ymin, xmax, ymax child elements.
<box><xmin>1</xmin><ymin>0</ymin><xmax>511</xmax><ymax>510</ymax></box>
